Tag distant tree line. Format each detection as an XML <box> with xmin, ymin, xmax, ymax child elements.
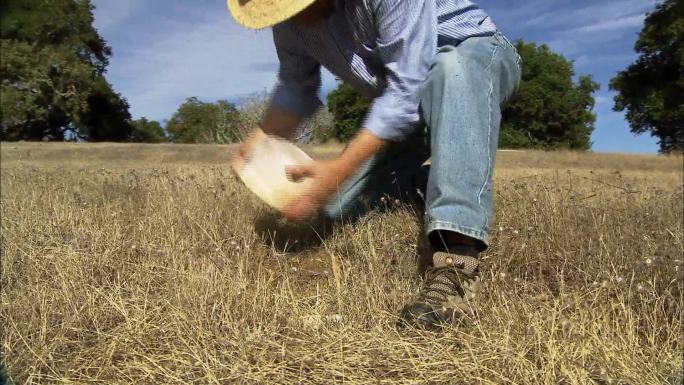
<box><xmin>1</xmin><ymin>0</ymin><xmax>680</xmax><ymax>151</ymax></box>
<box><xmin>143</xmin><ymin>95</ymin><xmax>332</xmax><ymax>144</ymax></box>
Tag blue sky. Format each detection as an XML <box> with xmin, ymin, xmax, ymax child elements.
<box><xmin>91</xmin><ymin>0</ymin><xmax>661</xmax><ymax>153</ymax></box>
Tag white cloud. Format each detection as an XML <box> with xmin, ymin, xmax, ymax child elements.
<box><xmin>545</xmin><ymin>31</ymin><xmax>627</xmax><ymax>57</ymax></box>
<box><xmin>487</xmin><ymin>0</ymin><xmax>556</xmax><ymax>27</ymax></box>
<box><xmin>524</xmin><ymin>0</ymin><xmax>655</xmax><ymax>29</ymax></box>
<box><xmin>120</xmin><ymin>22</ymin><xmax>278</xmax><ymax>120</ymax></box>
<box><xmin>574</xmin><ymin>14</ymin><xmax>645</xmax><ymax>33</ymax></box>
<box><xmin>94</xmin><ymin>3</ymin><xmax>280</xmax><ymax>121</ymax></box>
<box><xmin>92</xmin><ymin>0</ymin><xmax>134</xmax><ymax>32</ymax></box>
<box><xmin>92</xmin><ymin>1</ymin><xmax>340</xmax><ymax>122</ymax></box>
<box><xmin>526</xmin><ymin>1</ymin><xmax>655</xmax><ymax>58</ymax></box>
<box><xmin>89</xmin><ymin>0</ymin><xmax>650</xmax><ymax>134</ymax></box>
<box><xmin>572</xmin><ymin>52</ymin><xmax>637</xmax><ymax>69</ymax></box>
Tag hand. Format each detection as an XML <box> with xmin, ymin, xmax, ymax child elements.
<box><xmin>281</xmin><ymin>129</ymin><xmax>387</xmax><ymax>221</ymax></box>
<box><xmin>281</xmin><ymin>160</ymin><xmax>347</xmax><ymax>221</ymax></box>
<box><xmin>231</xmin><ymin>129</ymin><xmax>265</xmax><ymax>175</ymax></box>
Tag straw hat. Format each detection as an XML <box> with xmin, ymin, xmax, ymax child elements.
<box><xmin>227</xmin><ymin>0</ymin><xmax>317</xmax><ymax>29</ymax></box>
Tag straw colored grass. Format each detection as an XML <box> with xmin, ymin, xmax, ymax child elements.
<box><xmin>1</xmin><ymin>142</ymin><xmax>682</xmax><ymax>384</ymax></box>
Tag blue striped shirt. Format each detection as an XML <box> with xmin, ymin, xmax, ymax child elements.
<box><xmin>270</xmin><ymin>0</ymin><xmax>497</xmax><ymax>140</ymax></box>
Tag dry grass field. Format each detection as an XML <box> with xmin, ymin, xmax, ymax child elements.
<box><xmin>1</xmin><ymin>142</ymin><xmax>683</xmax><ymax>384</ymax></box>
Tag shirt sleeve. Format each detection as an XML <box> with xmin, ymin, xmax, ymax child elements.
<box><xmin>363</xmin><ymin>0</ymin><xmax>437</xmax><ymax>140</ymax></box>
<box><xmin>269</xmin><ymin>25</ymin><xmax>323</xmax><ymax>118</ymax></box>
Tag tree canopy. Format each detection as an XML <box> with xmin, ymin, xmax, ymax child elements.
<box><xmin>500</xmin><ymin>40</ymin><xmax>599</xmax><ymax>150</ymax></box>
<box><xmin>326</xmin><ymin>83</ymin><xmax>372</xmax><ymax>142</ymax></box>
<box><xmin>610</xmin><ymin>0</ymin><xmax>683</xmax><ymax>152</ymax></box>
<box><xmin>0</xmin><ymin>0</ymin><xmax>132</xmax><ymax>141</ymax></box>
<box><xmin>325</xmin><ymin>40</ymin><xmax>599</xmax><ymax>149</ymax></box>
<box><xmin>166</xmin><ymin>97</ymin><xmax>242</xmax><ymax>143</ymax></box>
<box><xmin>130</xmin><ymin>118</ymin><xmax>165</xmax><ymax>143</ymax></box>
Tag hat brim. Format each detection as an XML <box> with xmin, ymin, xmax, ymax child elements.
<box><xmin>227</xmin><ymin>0</ymin><xmax>317</xmax><ymax>29</ymax></box>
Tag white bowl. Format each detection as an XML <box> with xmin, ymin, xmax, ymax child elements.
<box><xmin>236</xmin><ymin>131</ymin><xmax>313</xmax><ymax>210</ymax></box>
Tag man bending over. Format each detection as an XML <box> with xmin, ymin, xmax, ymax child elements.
<box><xmin>230</xmin><ymin>0</ymin><xmax>521</xmax><ymax>330</ymax></box>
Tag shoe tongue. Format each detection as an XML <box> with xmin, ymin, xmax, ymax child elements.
<box><xmin>432</xmin><ymin>251</ymin><xmax>479</xmax><ymax>275</ymax></box>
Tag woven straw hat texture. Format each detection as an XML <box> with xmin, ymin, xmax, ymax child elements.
<box><xmin>227</xmin><ymin>0</ymin><xmax>316</xmax><ymax>29</ymax></box>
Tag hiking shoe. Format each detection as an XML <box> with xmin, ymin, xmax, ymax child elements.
<box><xmin>399</xmin><ymin>250</ymin><xmax>481</xmax><ymax>330</ymax></box>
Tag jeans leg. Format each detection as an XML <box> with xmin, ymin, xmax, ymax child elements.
<box><xmin>419</xmin><ymin>33</ymin><xmax>522</xmax><ymax>249</ymax></box>
<box><xmin>323</xmin><ymin>131</ymin><xmax>430</xmax><ymax>222</ymax></box>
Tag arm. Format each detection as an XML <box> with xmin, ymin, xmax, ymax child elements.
<box><xmin>362</xmin><ymin>0</ymin><xmax>437</xmax><ymax>140</ymax></box>
<box><xmin>282</xmin><ymin>0</ymin><xmax>437</xmax><ymax>220</ymax></box>
<box><xmin>288</xmin><ymin>129</ymin><xmax>387</xmax><ymax>183</ymax></box>
<box><xmin>301</xmin><ymin>0</ymin><xmax>436</xmax><ymax>177</ymax></box>
<box><xmin>233</xmin><ymin>26</ymin><xmax>322</xmax><ymax>172</ymax></box>
<box><xmin>265</xmin><ymin>25</ymin><xmax>323</xmax><ymax>138</ymax></box>
<box><xmin>333</xmin><ymin>129</ymin><xmax>387</xmax><ymax>181</ymax></box>
<box><xmin>283</xmin><ymin>129</ymin><xmax>387</xmax><ymax>220</ymax></box>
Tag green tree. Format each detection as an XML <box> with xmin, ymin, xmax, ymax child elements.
<box><xmin>326</xmin><ymin>83</ymin><xmax>371</xmax><ymax>142</ymax></box>
<box><xmin>166</xmin><ymin>97</ymin><xmax>242</xmax><ymax>143</ymax></box>
<box><xmin>0</xmin><ymin>0</ymin><xmax>131</xmax><ymax>141</ymax></box>
<box><xmin>130</xmin><ymin>118</ymin><xmax>165</xmax><ymax>143</ymax></box>
<box><xmin>325</xmin><ymin>41</ymin><xmax>599</xmax><ymax>149</ymax></box>
<box><xmin>80</xmin><ymin>77</ymin><xmax>133</xmax><ymax>141</ymax></box>
<box><xmin>501</xmin><ymin>41</ymin><xmax>599</xmax><ymax>150</ymax></box>
<box><xmin>610</xmin><ymin>0</ymin><xmax>683</xmax><ymax>152</ymax></box>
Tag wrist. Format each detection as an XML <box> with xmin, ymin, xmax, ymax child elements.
<box><xmin>338</xmin><ymin>129</ymin><xmax>386</xmax><ymax>172</ymax></box>
<box><xmin>331</xmin><ymin>157</ymin><xmax>356</xmax><ymax>183</ymax></box>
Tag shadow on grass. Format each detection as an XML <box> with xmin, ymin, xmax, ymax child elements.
<box><xmin>253</xmin><ymin>195</ymin><xmax>431</xmax><ymax>276</ymax></box>
<box><xmin>253</xmin><ymin>213</ymin><xmax>335</xmax><ymax>253</ymax></box>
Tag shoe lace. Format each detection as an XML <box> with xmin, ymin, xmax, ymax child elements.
<box><xmin>417</xmin><ymin>264</ymin><xmax>476</xmax><ymax>306</ymax></box>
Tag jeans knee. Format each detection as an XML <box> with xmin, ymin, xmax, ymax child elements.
<box><xmin>428</xmin><ymin>48</ymin><xmax>486</xmax><ymax>94</ymax></box>
<box><xmin>430</xmin><ymin>50</ymin><xmax>468</xmax><ymax>83</ymax></box>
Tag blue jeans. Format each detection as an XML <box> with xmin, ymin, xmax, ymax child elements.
<box><xmin>323</xmin><ymin>32</ymin><xmax>522</xmax><ymax>249</ymax></box>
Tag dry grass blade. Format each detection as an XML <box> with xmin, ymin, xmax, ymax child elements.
<box><xmin>1</xmin><ymin>142</ymin><xmax>683</xmax><ymax>384</ymax></box>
